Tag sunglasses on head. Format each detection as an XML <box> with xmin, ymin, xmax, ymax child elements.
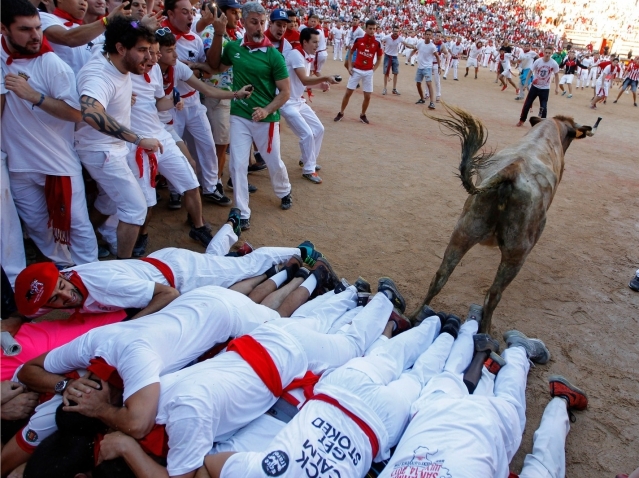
<box><xmin>155</xmin><ymin>26</ymin><xmax>172</xmax><ymax>36</ymax></box>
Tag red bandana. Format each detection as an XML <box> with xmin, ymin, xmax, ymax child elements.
<box><xmin>161</xmin><ymin>19</ymin><xmax>195</xmax><ymax>41</ymax></box>
<box><xmin>53</xmin><ymin>7</ymin><xmax>83</xmax><ymax>26</ymax></box>
<box><xmin>2</xmin><ymin>36</ymin><xmax>54</xmax><ymax>65</ymax></box>
<box><xmin>87</xmin><ymin>357</ymin><xmax>124</xmax><ymax>389</ymax></box>
<box><xmin>45</xmin><ymin>176</ymin><xmax>72</xmax><ymax>246</ymax></box>
<box><xmin>243</xmin><ymin>34</ymin><xmax>273</xmax><ymax>50</ymax></box>
<box><xmin>135</xmin><ymin>147</ymin><xmax>158</xmax><ymax>187</ymax></box>
<box><xmin>226</xmin><ymin>26</ymin><xmax>238</xmax><ymax>39</ymax></box>
<box><xmin>144</xmin><ymin>72</ymin><xmax>151</xmax><ymax>83</ymax></box>
<box><xmin>62</xmin><ymin>270</ymin><xmax>89</xmax><ymax>307</ymax></box>
<box><xmin>162</xmin><ymin>65</ymin><xmax>174</xmax><ymax>95</ymax></box>
<box><xmin>293</xmin><ymin>43</ymin><xmax>313</xmax><ymax>63</ymax></box>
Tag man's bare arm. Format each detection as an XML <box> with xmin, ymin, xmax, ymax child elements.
<box><xmin>17</xmin><ymin>353</ymin><xmax>66</xmax><ymax>393</ymax></box>
<box><xmin>204</xmin><ymin>453</ymin><xmax>237</xmax><ymax>478</ymax></box>
<box><xmin>129</xmin><ymin>284</ymin><xmax>180</xmax><ymax>319</ymax></box>
<box><xmin>98</xmin><ymin>432</ymin><xmax>173</xmax><ymax>478</ymax></box>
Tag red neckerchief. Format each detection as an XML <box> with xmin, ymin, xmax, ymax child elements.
<box><xmin>226</xmin><ymin>26</ymin><xmax>238</xmax><ymax>40</ymax></box>
<box><xmin>391</xmin><ymin>33</ymin><xmax>399</xmax><ymax>40</ymax></box>
<box><xmin>161</xmin><ymin>19</ymin><xmax>195</xmax><ymax>41</ymax></box>
<box><xmin>352</xmin><ymin>25</ymin><xmax>358</xmax><ymax>32</ymax></box>
<box><xmin>45</xmin><ymin>176</ymin><xmax>72</xmax><ymax>246</ymax></box>
<box><xmin>162</xmin><ymin>65</ymin><xmax>174</xmax><ymax>95</ymax></box>
<box><xmin>135</xmin><ymin>147</ymin><xmax>158</xmax><ymax>187</ymax></box>
<box><xmin>243</xmin><ymin>33</ymin><xmax>272</xmax><ymax>50</ymax></box>
<box><xmin>292</xmin><ymin>43</ymin><xmax>313</xmax><ymax>62</ymax></box>
<box><xmin>2</xmin><ymin>36</ymin><xmax>54</xmax><ymax>65</ymax></box>
<box><xmin>284</xmin><ymin>28</ymin><xmax>300</xmax><ymax>46</ymax></box>
<box><xmin>143</xmin><ymin>72</ymin><xmax>151</xmax><ymax>82</ymax></box>
<box><xmin>53</xmin><ymin>7</ymin><xmax>83</xmax><ymax>26</ymax></box>
<box><xmin>263</xmin><ymin>30</ymin><xmax>283</xmax><ymax>51</ymax></box>
<box><xmin>62</xmin><ymin>270</ymin><xmax>89</xmax><ymax>307</ymax></box>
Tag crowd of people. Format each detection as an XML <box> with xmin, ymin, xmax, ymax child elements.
<box><xmin>1</xmin><ymin>0</ymin><xmax>638</xmax><ymax>476</ymax></box>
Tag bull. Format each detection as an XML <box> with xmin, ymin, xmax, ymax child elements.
<box><xmin>414</xmin><ymin>103</ymin><xmax>601</xmax><ymax>332</ymax></box>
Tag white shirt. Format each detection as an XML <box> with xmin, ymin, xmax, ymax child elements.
<box><xmin>44</xmin><ymin>286</ymin><xmax>266</xmax><ymax>401</ymax></box>
<box><xmin>381</xmin><ymin>34</ymin><xmax>404</xmax><ymax>56</ymax></box>
<box><xmin>157</xmin><ymin>322</ymin><xmax>308</xmax><ymax>476</ymax></box>
<box><xmin>221</xmin><ymin>401</ymin><xmax>372</xmax><ymax>478</ymax></box>
<box><xmin>40</xmin><ymin>12</ymin><xmax>92</xmax><ymax>74</ymax></box>
<box><xmin>1</xmin><ymin>48</ymin><xmax>82</xmax><ymax>176</ymax></box>
<box><xmin>345</xmin><ymin>26</ymin><xmax>365</xmax><ymax>49</ymax></box>
<box><xmin>449</xmin><ymin>42</ymin><xmax>464</xmax><ymax>57</ymax></box>
<box><xmin>531</xmin><ymin>57</ymin><xmax>559</xmax><ymax>89</ymax></box>
<box><xmin>173</xmin><ymin>30</ymin><xmax>206</xmax><ymax>106</ymax></box>
<box><xmin>74</xmin><ymin>53</ymin><xmax>132</xmax><ymax>152</ymax></box>
<box><xmin>468</xmin><ymin>44</ymin><xmax>484</xmax><ymax>60</ymax></box>
<box><xmin>158</xmin><ymin>61</ymin><xmax>193</xmax><ymax>124</ymax></box>
<box><xmin>518</xmin><ymin>50</ymin><xmax>538</xmax><ymax>70</ymax></box>
<box><xmin>284</xmin><ymin>48</ymin><xmax>313</xmax><ymax>103</ymax></box>
<box><xmin>499</xmin><ymin>52</ymin><xmax>513</xmax><ymax>71</ymax></box>
<box><xmin>415</xmin><ymin>40</ymin><xmax>438</xmax><ymax>69</ymax></box>
<box><xmin>331</xmin><ymin>26</ymin><xmax>344</xmax><ymax>40</ymax></box>
<box><xmin>404</xmin><ymin>36</ymin><xmax>418</xmax><ymax>49</ymax></box>
<box><xmin>130</xmin><ymin>64</ymin><xmax>172</xmax><ymax>140</ymax></box>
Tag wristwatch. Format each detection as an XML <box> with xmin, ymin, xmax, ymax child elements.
<box><xmin>54</xmin><ymin>378</ymin><xmax>71</xmax><ymax>394</ymax></box>
<box><xmin>133</xmin><ymin>134</ymin><xmax>143</xmax><ymax>146</ymax></box>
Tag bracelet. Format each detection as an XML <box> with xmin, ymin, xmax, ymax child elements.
<box><xmin>214</xmin><ymin>32</ymin><xmax>224</xmax><ymax>37</ymax></box>
<box><xmin>102</xmin><ymin>17</ymin><xmax>108</xmax><ymax>27</ymax></box>
<box><xmin>32</xmin><ymin>93</ymin><xmax>45</xmax><ymax>109</ymax></box>
<box><xmin>133</xmin><ymin>134</ymin><xmax>142</xmax><ymax>146</ymax></box>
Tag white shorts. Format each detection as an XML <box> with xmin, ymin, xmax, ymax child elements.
<box><xmin>595</xmin><ymin>79</ymin><xmax>610</xmax><ymax>97</ymax></box>
<box><xmin>466</xmin><ymin>57</ymin><xmax>478</xmax><ymax>68</ymax></box>
<box><xmin>500</xmin><ymin>69</ymin><xmax>512</xmax><ymax>79</ymax></box>
<box><xmin>347</xmin><ymin>68</ymin><xmax>374</xmax><ymax>93</ymax></box>
<box><xmin>559</xmin><ymin>74</ymin><xmax>574</xmax><ymax>85</ymax></box>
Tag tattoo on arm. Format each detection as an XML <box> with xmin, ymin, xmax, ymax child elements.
<box><xmin>80</xmin><ymin>95</ymin><xmax>137</xmax><ymax>142</ymax></box>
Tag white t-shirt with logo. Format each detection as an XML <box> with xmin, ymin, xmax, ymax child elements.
<box><xmin>1</xmin><ymin>50</ymin><xmax>82</xmax><ymax>176</ymax></box>
<box><xmin>221</xmin><ymin>401</ymin><xmax>372</xmax><ymax>478</ymax></box>
<box><xmin>43</xmin><ymin>286</ymin><xmax>269</xmax><ymax>401</ymax></box>
<box><xmin>415</xmin><ymin>40</ymin><xmax>438</xmax><ymax>69</ymax></box>
<box><xmin>75</xmin><ymin>53</ymin><xmax>132</xmax><ymax>152</ymax></box>
<box><xmin>531</xmin><ymin>57</ymin><xmax>559</xmax><ymax>89</ymax></box>
<box><xmin>381</xmin><ymin>35</ymin><xmax>404</xmax><ymax>56</ymax></box>
<box><xmin>174</xmin><ymin>33</ymin><xmax>206</xmax><ymax>107</ymax></box>
<box><xmin>130</xmin><ymin>64</ymin><xmax>173</xmax><ymax>140</ymax></box>
<box><xmin>284</xmin><ymin>48</ymin><xmax>313</xmax><ymax>103</ymax></box>
<box><xmin>40</xmin><ymin>13</ymin><xmax>92</xmax><ymax>74</ymax></box>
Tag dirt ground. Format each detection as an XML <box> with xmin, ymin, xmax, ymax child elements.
<box><xmin>146</xmin><ymin>58</ymin><xmax>638</xmax><ymax>476</ymax></box>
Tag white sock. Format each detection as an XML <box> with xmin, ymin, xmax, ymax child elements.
<box><xmin>271</xmin><ymin>269</ymin><xmax>288</xmax><ymax>288</ymax></box>
<box><xmin>301</xmin><ymin>274</ymin><xmax>318</xmax><ymax>295</ymax></box>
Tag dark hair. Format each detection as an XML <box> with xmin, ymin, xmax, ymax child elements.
<box><xmin>56</xmin><ymin>401</ymin><xmax>108</xmax><ymax>436</ymax></box>
<box><xmin>156</xmin><ymin>30</ymin><xmax>177</xmax><ymax>47</ymax></box>
<box><xmin>163</xmin><ymin>0</ymin><xmax>178</xmax><ymax>14</ymax></box>
<box><xmin>300</xmin><ymin>27</ymin><xmax>319</xmax><ymax>44</ymax></box>
<box><xmin>103</xmin><ymin>16</ymin><xmax>155</xmax><ymax>54</ymax></box>
<box><xmin>286</xmin><ymin>9</ymin><xmax>297</xmax><ymax>18</ymax></box>
<box><xmin>23</xmin><ymin>432</ymin><xmax>95</xmax><ymax>478</ymax></box>
<box><xmin>365</xmin><ymin>19</ymin><xmax>375</xmax><ymax>27</ymax></box>
<box><xmin>425</xmin><ymin>28</ymin><xmax>433</xmax><ymax>33</ymax></box>
<box><xmin>1</xmin><ymin>0</ymin><xmax>38</xmax><ymax>28</ymax></box>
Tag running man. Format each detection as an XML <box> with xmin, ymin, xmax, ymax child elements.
<box><xmin>465</xmin><ymin>39</ymin><xmax>484</xmax><ymax>79</ymax></box>
<box><xmin>613</xmin><ymin>56</ymin><xmax>639</xmax><ymax>107</ymax></box>
<box><xmin>516</xmin><ymin>45</ymin><xmax>559</xmax><ymax>126</ymax></box>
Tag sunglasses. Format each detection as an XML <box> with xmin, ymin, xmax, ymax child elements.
<box><xmin>155</xmin><ymin>27</ymin><xmax>172</xmax><ymax>36</ymax></box>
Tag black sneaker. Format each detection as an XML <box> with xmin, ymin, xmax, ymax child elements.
<box><xmin>359</xmin><ymin>114</ymin><xmax>370</xmax><ymax>124</ymax></box>
<box><xmin>334</xmin><ymin>112</ymin><xmax>344</xmax><ymax>122</ymax></box>
<box><xmin>333</xmin><ymin>278</ymin><xmax>351</xmax><ymax>294</ymax></box>
<box><xmin>203</xmin><ymin>184</ymin><xmax>232</xmax><ymax>206</ymax></box>
<box><xmin>377</xmin><ymin>277</ymin><xmax>406</xmax><ymax>314</ymax></box>
<box><xmin>310</xmin><ymin>257</ymin><xmax>339</xmax><ymax>292</ymax></box>
<box><xmin>428</xmin><ymin>102</ymin><xmax>436</xmax><ymax>109</ymax></box>
<box><xmin>297</xmin><ymin>240</ymin><xmax>323</xmax><ymax>266</ymax></box>
<box><xmin>132</xmin><ymin>234</ymin><xmax>148</xmax><ymax>258</ymax></box>
<box><xmin>353</xmin><ymin>276</ymin><xmax>371</xmax><ymax>293</ymax></box>
<box><xmin>248</xmin><ymin>160</ymin><xmax>267</xmax><ymax>173</ymax></box>
<box><xmin>416</xmin><ymin>98</ymin><xmax>426</xmax><ymax>104</ymax></box>
<box><xmin>168</xmin><ymin>193</ymin><xmax>182</xmax><ymax>210</ymax></box>
<box><xmin>227</xmin><ymin>208</ymin><xmax>242</xmax><ymax>236</ymax></box>
<box><xmin>413</xmin><ymin>304</ymin><xmax>438</xmax><ymax>326</ymax></box>
<box><xmin>440</xmin><ymin>315</ymin><xmax>461</xmax><ymax>338</ymax></box>
<box><xmin>227</xmin><ymin>177</ymin><xmax>257</xmax><ymax>193</ymax></box>
<box><xmin>240</xmin><ymin>218</ymin><xmax>251</xmax><ymax>231</ymax></box>
<box><xmin>473</xmin><ymin>333</ymin><xmax>500</xmax><ymax>353</ymax></box>
<box><xmin>629</xmin><ymin>273</ymin><xmax>639</xmax><ymax>291</ymax></box>
<box><xmin>280</xmin><ymin>193</ymin><xmax>292</xmax><ymax>210</ymax></box>
<box><xmin>189</xmin><ymin>225</ymin><xmax>214</xmax><ymax>247</ymax></box>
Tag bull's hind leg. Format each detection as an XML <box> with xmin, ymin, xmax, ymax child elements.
<box><xmin>411</xmin><ymin>226</ymin><xmax>481</xmax><ymax>321</ymax></box>
<box><xmin>481</xmin><ymin>249</ymin><xmax>530</xmax><ymax>333</ymax></box>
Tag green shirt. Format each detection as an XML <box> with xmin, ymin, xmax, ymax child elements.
<box><xmin>221</xmin><ymin>40</ymin><xmax>289</xmax><ymax>122</ymax></box>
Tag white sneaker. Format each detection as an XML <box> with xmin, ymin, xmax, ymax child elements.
<box><xmin>382</xmin><ymin>88</ymin><xmax>387</xmax><ymax>95</ymax></box>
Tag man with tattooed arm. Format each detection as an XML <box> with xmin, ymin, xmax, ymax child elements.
<box><xmin>75</xmin><ymin>17</ymin><xmax>163</xmax><ymax>259</ymax></box>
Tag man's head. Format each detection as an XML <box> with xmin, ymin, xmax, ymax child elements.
<box><xmin>15</xmin><ymin>262</ymin><xmax>84</xmax><ymax>315</ymax></box>
<box><xmin>164</xmin><ymin>0</ymin><xmax>193</xmax><ymax>33</ymax></box>
<box><xmin>217</xmin><ymin>0</ymin><xmax>241</xmax><ymax>28</ymax></box>
<box><xmin>350</xmin><ymin>15</ymin><xmax>359</xmax><ymax>27</ymax></box>
<box><xmin>156</xmin><ymin>28</ymin><xmax>177</xmax><ymax>65</ymax></box>
<box><xmin>56</xmin><ymin>0</ymin><xmax>88</xmax><ymax>20</ymax></box>
<box><xmin>242</xmin><ymin>2</ymin><xmax>266</xmax><ymax>42</ymax></box>
<box><xmin>476</xmin><ymin>40</ymin><xmax>483</xmax><ymax>48</ymax></box>
<box><xmin>1</xmin><ymin>0</ymin><xmax>42</xmax><ymax>56</ymax></box>
<box><xmin>391</xmin><ymin>25</ymin><xmax>399</xmax><ymax>37</ymax></box>
<box><xmin>286</xmin><ymin>10</ymin><xmax>298</xmax><ymax>29</ymax></box>
<box><xmin>104</xmin><ymin>16</ymin><xmax>155</xmax><ymax>74</ymax></box>
<box><xmin>86</xmin><ymin>0</ymin><xmax>106</xmax><ymax>19</ymax></box>
<box><xmin>300</xmin><ymin>26</ymin><xmax>319</xmax><ymax>55</ymax></box>
<box><xmin>146</xmin><ymin>35</ymin><xmax>159</xmax><ymax>71</ymax></box>
<box><xmin>364</xmin><ymin>18</ymin><xmax>375</xmax><ymax>36</ymax></box>
<box><xmin>269</xmin><ymin>8</ymin><xmax>289</xmax><ymax>39</ymax></box>
<box><xmin>307</xmin><ymin>13</ymin><xmax>319</xmax><ymax>28</ymax></box>
<box><xmin>543</xmin><ymin>45</ymin><xmax>553</xmax><ymax>60</ymax></box>
<box><xmin>523</xmin><ymin>42</ymin><xmax>530</xmax><ymax>52</ymax></box>
<box><xmin>567</xmin><ymin>49</ymin><xmax>575</xmax><ymax>59</ymax></box>
<box><xmin>128</xmin><ymin>0</ymin><xmax>147</xmax><ymax>20</ymax></box>
<box><xmin>424</xmin><ymin>28</ymin><xmax>432</xmax><ymax>42</ymax></box>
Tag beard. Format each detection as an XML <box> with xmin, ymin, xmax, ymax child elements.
<box><xmin>7</xmin><ymin>35</ymin><xmax>41</xmax><ymax>55</ymax></box>
<box><xmin>123</xmin><ymin>52</ymin><xmax>145</xmax><ymax>74</ymax></box>
<box><xmin>251</xmin><ymin>30</ymin><xmax>264</xmax><ymax>42</ymax></box>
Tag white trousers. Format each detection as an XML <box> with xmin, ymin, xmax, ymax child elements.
<box><xmin>290</xmin><ymin>285</ymin><xmax>358</xmax><ymax>331</ymax></box>
<box><xmin>272</xmin><ymin>292</ymin><xmax>392</xmax><ymax>374</ymax></box>
<box><xmin>431</xmin><ymin>66</ymin><xmax>442</xmax><ymax>97</ymax></box>
<box><xmin>280</xmin><ymin>101</ymin><xmax>325</xmax><ymax>174</ymax></box>
<box><xmin>318</xmin><ymin>316</ymin><xmax>452</xmax><ymax>460</ymax></box>
<box><xmin>229</xmin><ymin>116</ymin><xmax>291</xmax><ymax>219</ymax></box>
<box><xmin>1</xmin><ymin>154</ymin><xmax>26</xmax><ymax>285</ymax></box>
<box><xmin>447</xmin><ymin>58</ymin><xmax>459</xmax><ymax>79</ymax></box>
<box><xmin>576</xmin><ymin>70</ymin><xmax>589</xmax><ymax>87</ymax></box>
<box><xmin>9</xmin><ymin>172</ymin><xmax>98</xmax><ymax>267</ymax></box>
<box><xmin>519</xmin><ymin>398</ymin><xmax>569</xmax><ymax>478</ymax></box>
<box><xmin>333</xmin><ymin>40</ymin><xmax>343</xmax><ymax>60</ymax></box>
<box><xmin>173</xmin><ymin>103</ymin><xmax>219</xmax><ymax>195</ymax></box>
<box><xmin>587</xmin><ymin>68</ymin><xmax>598</xmax><ymax>86</ymax></box>
<box><xmin>315</xmin><ymin>51</ymin><xmax>328</xmax><ymax>74</ymax></box>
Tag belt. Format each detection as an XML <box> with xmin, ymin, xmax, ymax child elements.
<box><xmin>181</xmin><ymin>90</ymin><xmax>197</xmax><ymax>99</ymax></box>
<box><xmin>140</xmin><ymin>257</ymin><xmax>176</xmax><ymax>288</ymax></box>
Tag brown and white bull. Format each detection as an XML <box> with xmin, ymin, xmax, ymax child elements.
<box><xmin>414</xmin><ymin>104</ymin><xmax>601</xmax><ymax>332</ymax></box>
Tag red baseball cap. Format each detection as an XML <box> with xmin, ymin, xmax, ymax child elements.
<box><xmin>15</xmin><ymin>262</ymin><xmax>59</xmax><ymax>316</ymax></box>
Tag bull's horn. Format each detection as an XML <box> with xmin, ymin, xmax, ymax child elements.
<box><xmin>586</xmin><ymin>116</ymin><xmax>602</xmax><ymax>136</ymax></box>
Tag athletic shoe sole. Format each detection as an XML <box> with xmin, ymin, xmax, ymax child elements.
<box><xmin>549</xmin><ymin>375</ymin><xmax>588</xmax><ymax>410</ymax></box>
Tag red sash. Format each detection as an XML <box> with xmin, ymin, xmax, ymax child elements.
<box><xmin>281</xmin><ymin>371</ymin><xmax>320</xmax><ymax>406</ymax></box>
<box><xmin>228</xmin><ymin>334</ymin><xmax>283</xmax><ymax>395</ymax></box>
<box><xmin>140</xmin><ymin>258</ymin><xmax>176</xmax><ymax>288</ymax></box>
<box><xmin>135</xmin><ymin>147</ymin><xmax>158</xmax><ymax>187</ymax></box>
<box><xmin>180</xmin><ymin>89</ymin><xmax>197</xmax><ymax>99</ymax></box>
<box><xmin>161</xmin><ymin>19</ymin><xmax>195</xmax><ymax>41</ymax></box>
<box><xmin>310</xmin><ymin>393</ymin><xmax>379</xmax><ymax>459</ymax></box>
<box><xmin>45</xmin><ymin>176</ymin><xmax>72</xmax><ymax>245</ymax></box>
<box><xmin>87</xmin><ymin>357</ymin><xmax>123</xmax><ymax>389</ymax></box>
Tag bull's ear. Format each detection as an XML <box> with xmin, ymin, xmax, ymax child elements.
<box><xmin>573</xmin><ymin>125</ymin><xmax>592</xmax><ymax>139</ymax></box>
<box><xmin>529</xmin><ymin>117</ymin><xmax>543</xmax><ymax>127</ymax></box>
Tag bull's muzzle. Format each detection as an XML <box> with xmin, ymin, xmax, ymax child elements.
<box><xmin>586</xmin><ymin>117</ymin><xmax>603</xmax><ymax>137</ymax></box>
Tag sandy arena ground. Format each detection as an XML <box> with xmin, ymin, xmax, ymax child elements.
<box><xmin>138</xmin><ymin>57</ymin><xmax>637</xmax><ymax>476</ymax></box>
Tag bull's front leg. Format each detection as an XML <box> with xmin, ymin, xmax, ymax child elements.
<box><xmin>481</xmin><ymin>250</ymin><xmax>529</xmax><ymax>333</ymax></box>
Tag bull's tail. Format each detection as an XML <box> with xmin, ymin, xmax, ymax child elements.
<box><xmin>424</xmin><ymin>102</ymin><xmax>496</xmax><ymax>195</ymax></box>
